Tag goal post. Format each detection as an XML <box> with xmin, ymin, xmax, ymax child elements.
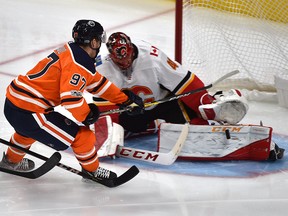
<box><xmin>175</xmin><ymin>0</ymin><xmax>288</xmax><ymax>92</ymax></box>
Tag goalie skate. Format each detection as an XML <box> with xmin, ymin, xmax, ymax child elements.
<box><xmin>268</xmin><ymin>142</ymin><xmax>285</xmax><ymax>161</ymax></box>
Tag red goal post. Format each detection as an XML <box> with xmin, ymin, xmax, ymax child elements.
<box><xmin>175</xmin><ymin>0</ymin><xmax>288</xmax><ymax>93</ymax></box>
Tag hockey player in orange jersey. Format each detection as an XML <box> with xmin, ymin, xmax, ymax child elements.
<box><xmin>0</xmin><ymin>20</ymin><xmax>144</xmax><ymax>182</ymax></box>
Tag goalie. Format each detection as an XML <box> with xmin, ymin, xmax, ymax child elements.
<box><xmin>95</xmin><ymin>32</ymin><xmax>247</xmax><ymax>130</ymax></box>
<box><xmin>93</xmin><ymin>32</ymin><xmax>284</xmax><ymax>162</ymax></box>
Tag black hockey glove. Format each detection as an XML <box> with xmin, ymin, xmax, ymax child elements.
<box><xmin>82</xmin><ymin>103</ymin><xmax>100</xmax><ymax>126</ymax></box>
<box><xmin>119</xmin><ymin>89</ymin><xmax>144</xmax><ymax>115</ymax></box>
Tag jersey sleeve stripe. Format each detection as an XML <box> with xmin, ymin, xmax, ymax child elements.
<box><xmin>61</xmin><ymin>97</ymin><xmax>82</xmax><ymax>103</ymax></box>
<box><xmin>8</xmin><ymin>87</ymin><xmax>49</xmax><ymax>109</ymax></box>
<box><xmin>62</xmin><ymin>98</ymin><xmax>85</xmax><ymax>109</ymax></box>
<box><xmin>95</xmin><ymin>81</ymin><xmax>112</xmax><ymax>96</ymax></box>
<box><xmin>173</xmin><ymin>71</ymin><xmax>195</xmax><ymax>95</ymax></box>
<box><xmin>11</xmin><ymin>81</ymin><xmax>53</xmax><ymax>106</ymax></box>
<box><xmin>86</xmin><ymin>76</ymin><xmax>104</xmax><ymax>90</ymax></box>
<box><xmin>15</xmin><ymin>77</ymin><xmax>45</xmax><ymax>98</ymax></box>
<box><xmin>88</xmin><ymin>76</ymin><xmax>107</xmax><ymax>93</ymax></box>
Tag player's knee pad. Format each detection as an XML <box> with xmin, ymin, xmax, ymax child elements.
<box><xmin>199</xmin><ymin>89</ymin><xmax>249</xmax><ymax>124</ymax></box>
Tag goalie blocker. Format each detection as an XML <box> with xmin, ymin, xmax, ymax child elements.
<box><xmin>158</xmin><ymin>123</ymin><xmax>284</xmax><ymax>161</ymax></box>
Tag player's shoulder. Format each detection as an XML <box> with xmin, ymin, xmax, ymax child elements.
<box><xmin>66</xmin><ymin>42</ymin><xmax>96</xmax><ymax>75</ymax></box>
<box><xmin>95</xmin><ymin>54</ymin><xmax>113</xmax><ymax>67</ymax></box>
<box><xmin>95</xmin><ymin>54</ymin><xmax>117</xmax><ymax>78</ymax></box>
<box><xmin>135</xmin><ymin>40</ymin><xmax>164</xmax><ymax>61</ymax></box>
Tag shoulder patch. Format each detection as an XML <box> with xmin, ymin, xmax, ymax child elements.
<box><xmin>150</xmin><ymin>46</ymin><xmax>159</xmax><ymax>57</ymax></box>
<box><xmin>95</xmin><ymin>55</ymin><xmax>103</xmax><ymax>67</ymax></box>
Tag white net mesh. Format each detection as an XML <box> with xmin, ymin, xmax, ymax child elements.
<box><xmin>180</xmin><ymin>0</ymin><xmax>288</xmax><ymax>92</ymax></box>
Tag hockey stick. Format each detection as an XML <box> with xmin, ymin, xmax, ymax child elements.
<box><xmin>0</xmin><ymin>152</ymin><xmax>61</xmax><ymax>179</ymax></box>
<box><xmin>116</xmin><ymin>123</ymin><xmax>189</xmax><ymax>165</ymax></box>
<box><xmin>144</xmin><ymin>69</ymin><xmax>239</xmax><ymax>108</ymax></box>
<box><xmin>100</xmin><ymin>70</ymin><xmax>239</xmax><ymax>115</ymax></box>
<box><xmin>0</xmin><ymin>138</ymin><xmax>139</xmax><ymax>187</ymax></box>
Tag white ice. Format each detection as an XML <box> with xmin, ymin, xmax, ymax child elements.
<box><xmin>1</xmin><ymin>0</ymin><xmax>288</xmax><ymax>215</ymax></box>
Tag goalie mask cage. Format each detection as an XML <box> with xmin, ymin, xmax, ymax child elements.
<box><xmin>175</xmin><ymin>0</ymin><xmax>288</xmax><ymax>92</ymax></box>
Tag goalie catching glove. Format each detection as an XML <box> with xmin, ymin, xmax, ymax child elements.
<box><xmin>118</xmin><ymin>89</ymin><xmax>144</xmax><ymax>115</ymax></box>
<box><xmin>198</xmin><ymin>89</ymin><xmax>248</xmax><ymax>125</ymax></box>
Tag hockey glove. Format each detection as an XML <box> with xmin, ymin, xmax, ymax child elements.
<box><xmin>119</xmin><ymin>89</ymin><xmax>144</xmax><ymax>115</ymax></box>
<box><xmin>198</xmin><ymin>89</ymin><xmax>248</xmax><ymax>124</ymax></box>
<box><xmin>82</xmin><ymin>103</ymin><xmax>100</xmax><ymax>126</ymax></box>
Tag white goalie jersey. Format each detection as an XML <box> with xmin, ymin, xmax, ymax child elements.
<box><xmin>95</xmin><ymin>40</ymin><xmax>191</xmax><ymax>109</ymax></box>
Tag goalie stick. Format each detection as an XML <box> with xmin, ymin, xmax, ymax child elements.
<box><xmin>0</xmin><ymin>152</ymin><xmax>61</xmax><ymax>179</ymax></box>
<box><xmin>116</xmin><ymin>123</ymin><xmax>189</xmax><ymax>165</ymax></box>
<box><xmin>0</xmin><ymin>138</ymin><xmax>139</xmax><ymax>187</ymax></box>
<box><xmin>100</xmin><ymin>70</ymin><xmax>240</xmax><ymax>115</ymax></box>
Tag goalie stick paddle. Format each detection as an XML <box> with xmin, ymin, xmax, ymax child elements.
<box><xmin>100</xmin><ymin>70</ymin><xmax>240</xmax><ymax>115</ymax></box>
<box><xmin>0</xmin><ymin>138</ymin><xmax>139</xmax><ymax>187</ymax></box>
<box><xmin>116</xmin><ymin>123</ymin><xmax>189</xmax><ymax>165</ymax></box>
<box><xmin>0</xmin><ymin>152</ymin><xmax>61</xmax><ymax>179</ymax></box>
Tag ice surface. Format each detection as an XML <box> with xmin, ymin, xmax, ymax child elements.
<box><xmin>1</xmin><ymin>0</ymin><xmax>288</xmax><ymax>215</ymax></box>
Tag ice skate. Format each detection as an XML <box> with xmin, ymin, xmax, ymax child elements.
<box><xmin>0</xmin><ymin>152</ymin><xmax>35</xmax><ymax>172</ymax></box>
<box><xmin>82</xmin><ymin>166</ymin><xmax>117</xmax><ymax>183</ymax></box>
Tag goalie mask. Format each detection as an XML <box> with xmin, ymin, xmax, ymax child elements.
<box><xmin>72</xmin><ymin>20</ymin><xmax>106</xmax><ymax>45</ymax></box>
<box><xmin>106</xmin><ymin>32</ymin><xmax>134</xmax><ymax>70</ymax></box>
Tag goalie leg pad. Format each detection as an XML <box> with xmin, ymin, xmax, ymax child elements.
<box><xmin>158</xmin><ymin>123</ymin><xmax>273</xmax><ymax>161</ymax></box>
<box><xmin>93</xmin><ymin>116</ymin><xmax>124</xmax><ymax>158</ymax></box>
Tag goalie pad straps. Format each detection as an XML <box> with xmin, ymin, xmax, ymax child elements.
<box><xmin>198</xmin><ymin>89</ymin><xmax>249</xmax><ymax>124</ymax></box>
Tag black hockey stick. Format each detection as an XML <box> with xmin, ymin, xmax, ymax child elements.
<box><xmin>0</xmin><ymin>152</ymin><xmax>61</xmax><ymax>179</ymax></box>
<box><xmin>100</xmin><ymin>70</ymin><xmax>239</xmax><ymax>115</ymax></box>
<box><xmin>57</xmin><ymin>162</ymin><xmax>139</xmax><ymax>188</ymax></box>
<box><xmin>0</xmin><ymin>138</ymin><xmax>139</xmax><ymax>187</ymax></box>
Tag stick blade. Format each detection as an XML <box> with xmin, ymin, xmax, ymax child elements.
<box><xmin>30</xmin><ymin>152</ymin><xmax>61</xmax><ymax>178</ymax></box>
<box><xmin>0</xmin><ymin>152</ymin><xmax>61</xmax><ymax>179</ymax></box>
<box><xmin>95</xmin><ymin>165</ymin><xmax>140</xmax><ymax>188</ymax></box>
<box><xmin>112</xmin><ymin>165</ymin><xmax>139</xmax><ymax>187</ymax></box>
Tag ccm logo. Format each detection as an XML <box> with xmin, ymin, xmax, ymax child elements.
<box><xmin>119</xmin><ymin>148</ymin><xmax>159</xmax><ymax>161</ymax></box>
<box><xmin>211</xmin><ymin>126</ymin><xmax>242</xmax><ymax>132</ymax></box>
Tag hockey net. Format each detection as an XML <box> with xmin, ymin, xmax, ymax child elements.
<box><xmin>175</xmin><ymin>0</ymin><xmax>288</xmax><ymax>95</ymax></box>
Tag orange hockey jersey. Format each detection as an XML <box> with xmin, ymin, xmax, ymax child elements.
<box><xmin>6</xmin><ymin>42</ymin><xmax>128</xmax><ymax>122</ymax></box>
